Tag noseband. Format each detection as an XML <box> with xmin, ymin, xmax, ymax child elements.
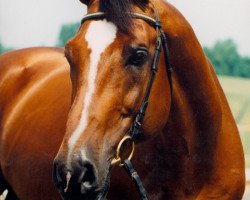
<box><xmin>81</xmin><ymin>11</ymin><xmax>172</xmax><ymax>200</ymax></box>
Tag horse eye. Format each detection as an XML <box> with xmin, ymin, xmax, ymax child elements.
<box><xmin>128</xmin><ymin>49</ymin><xmax>148</xmax><ymax>66</ymax></box>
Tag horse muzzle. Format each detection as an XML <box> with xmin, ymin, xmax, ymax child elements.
<box><xmin>53</xmin><ymin>156</ymin><xmax>109</xmax><ymax>200</ymax></box>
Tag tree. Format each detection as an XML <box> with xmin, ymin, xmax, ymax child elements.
<box><xmin>204</xmin><ymin>39</ymin><xmax>250</xmax><ymax>78</ymax></box>
<box><xmin>238</xmin><ymin>57</ymin><xmax>250</xmax><ymax>77</ymax></box>
<box><xmin>0</xmin><ymin>41</ymin><xmax>6</xmax><ymax>54</ymax></box>
<box><xmin>57</xmin><ymin>22</ymin><xmax>80</xmax><ymax>47</ymax></box>
<box><xmin>0</xmin><ymin>40</ymin><xmax>13</xmax><ymax>54</ymax></box>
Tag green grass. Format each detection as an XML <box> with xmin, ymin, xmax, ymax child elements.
<box><xmin>218</xmin><ymin>76</ymin><xmax>250</xmax><ymax>168</ymax></box>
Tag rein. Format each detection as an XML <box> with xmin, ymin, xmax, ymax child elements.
<box><xmin>81</xmin><ymin>11</ymin><xmax>172</xmax><ymax>200</ymax></box>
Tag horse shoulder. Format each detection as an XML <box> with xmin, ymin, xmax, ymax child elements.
<box><xmin>0</xmin><ymin>47</ymin><xmax>71</xmax><ymax>200</ymax></box>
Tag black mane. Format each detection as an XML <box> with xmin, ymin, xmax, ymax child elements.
<box><xmin>99</xmin><ymin>0</ymin><xmax>149</xmax><ymax>33</ymax></box>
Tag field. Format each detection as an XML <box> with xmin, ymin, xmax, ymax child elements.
<box><xmin>219</xmin><ymin>76</ymin><xmax>250</xmax><ymax>125</ymax></box>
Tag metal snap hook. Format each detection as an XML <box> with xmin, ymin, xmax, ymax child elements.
<box><xmin>111</xmin><ymin>135</ymin><xmax>135</xmax><ymax>167</ymax></box>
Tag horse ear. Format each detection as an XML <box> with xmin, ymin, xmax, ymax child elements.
<box><xmin>79</xmin><ymin>0</ymin><xmax>93</xmax><ymax>6</ymax></box>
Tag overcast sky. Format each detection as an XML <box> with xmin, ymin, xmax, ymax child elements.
<box><xmin>0</xmin><ymin>0</ymin><xmax>249</xmax><ymax>56</ymax></box>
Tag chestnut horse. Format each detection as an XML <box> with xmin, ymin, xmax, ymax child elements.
<box><xmin>0</xmin><ymin>0</ymin><xmax>245</xmax><ymax>199</ymax></box>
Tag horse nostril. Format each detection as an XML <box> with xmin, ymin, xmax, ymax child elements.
<box><xmin>53</xmin><ymin>158</ymin><xmax>98</xmax><ymax>197</ymax></box>
<box><xmin>78</xmin><ymin>162</ymin><xmax>97</xmax><ymax>194</ymax></box>
<box><xmin>52</xmin><ymin>160</ymin><xmax>67</xmax><ymax>191</ymax></box>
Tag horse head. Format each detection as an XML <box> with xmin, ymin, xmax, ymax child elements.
<box><xmin>53</xmin><ymin>0</ymin><xmax>172</xmax><ymax>199</ymax></box>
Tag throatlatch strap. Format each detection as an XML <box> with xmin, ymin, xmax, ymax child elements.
<box><xmin>123</xmin><ymin>160</ymin><xmax>148</xmax><ymax>200</ymax></box>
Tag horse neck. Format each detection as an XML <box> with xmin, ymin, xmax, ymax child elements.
<box><xmin>133</xmin><ymin>1</ymin><xmax>224</xmax><ymax>193</ymax></box>
<box><xmin>130</xmin><ymin>48</ymin><xmax>223</xmax><ymax>197</ymax></box>
<box><xmin>161</xmin><ymin>0</ymin><xmax>222</xmax><ymax>157</ymax></box>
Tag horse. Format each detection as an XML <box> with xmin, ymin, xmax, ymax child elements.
<box><xmin>0</xmin><ymin>0</ymin><xmax>245</xmax><ymax>199</ymax></box>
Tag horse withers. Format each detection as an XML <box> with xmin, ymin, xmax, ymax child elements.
<box><xmin>0</xmin><ymin>0</ymin><xmax>245</xmax><ymax>199</ymax></box>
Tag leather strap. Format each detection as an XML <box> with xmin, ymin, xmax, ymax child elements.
<box><xmin>130</xmin><ymin>37</ymin><xmax>162</xmax><ymax>140</ymax></box>
<box><xmin>81</xmin><ymin>12</ymin><xmax>156</xmax><ymax>27</ymax></box>
<box><xmin>124</xmin><ymin>160</ymin><xmax>148</xmax><ymax>200</ymax></box>
<box><xmin>129</xmin><ymin>13</ymin><xmax>172</xmax><ymax>141</ymax></box>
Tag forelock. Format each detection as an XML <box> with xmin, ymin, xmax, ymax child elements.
<box><xmin>99</xmin><ymin>0</ymin><xmax>149</xmax><ymax>33</ymax></box>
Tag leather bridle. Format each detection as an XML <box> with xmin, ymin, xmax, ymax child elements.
<box><xmin>81</xmin><ymin>10</ymin><xmax>172</xmax><ymax>200</ymax></box>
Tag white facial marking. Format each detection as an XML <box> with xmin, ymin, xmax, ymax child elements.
<box><xmin>64</xmin><ymin>172</ymin><xmax>72</xmax><ymax>193</ymax></box>
<box><xmin>67</xmin><ymin>20</ymin><xmax>117</xmax><ymax>160</ymax></box>
<box><xmin>80</xmin><ymin>147</ymin><xmax>88</xmax><ymax>161</ymax></box>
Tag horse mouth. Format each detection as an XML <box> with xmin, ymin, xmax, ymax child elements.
<box><xmin>59</xmin><ymin>174</ymin><xmax>110</xmax><ymax>200</ymax></box>
<box><xmin>61</xmin><ymin>187</ymin><xmax>108</xmax><ymax>200</ymax></box>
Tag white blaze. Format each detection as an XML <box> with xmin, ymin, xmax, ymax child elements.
<box><xmin>68</xmin><ymin>20</ymin><xmax>117</xmax><ymax>156</ymax></box>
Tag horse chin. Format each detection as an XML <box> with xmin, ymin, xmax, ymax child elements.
<box><xmin>60</xmin><ymin>174</ymin><xmax>110</xmax><ymax>200</ymax></box>
<box><xmin>61</xmin><ymin>190</ymin><xmax>108</xmax><ymax>200</ymax></box>
<box><xmin>61</xmin><ymin>193</ymin><xmax>107</xmax><ymax>200</ymax></box>
<box><xmin>95</xmin><ymin>174</ymin><xmax>111</xmax><ymax>200</ymax></box>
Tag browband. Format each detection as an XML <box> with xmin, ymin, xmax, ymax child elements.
<box><xmin>81</xmin><ymin>12</ymin><xmax>157</xmax><ymax>28</ymax></box>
